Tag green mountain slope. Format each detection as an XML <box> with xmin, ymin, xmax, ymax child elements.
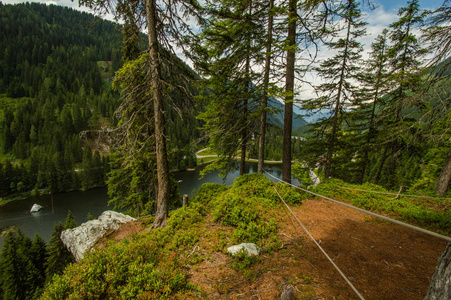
<box><xmin>0</xmin><ymin>3</ymin><xmax>203</xmax><ymax>200</ymax></box>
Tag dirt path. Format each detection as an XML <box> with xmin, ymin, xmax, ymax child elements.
<box><xmin>186</xmin><ymin>198</ymin><xmax>447</xmax><ymax>299</ymax></box>
<box><xmin>285</xmin><ymin>198</ymin><xmax>448</xmax><ymax>299</ymax></box>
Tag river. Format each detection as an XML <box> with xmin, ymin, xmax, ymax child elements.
<box><xmin>0</xmin><ymin>162</ymin><xmax>298</xmax><ymax>245</ymax></box>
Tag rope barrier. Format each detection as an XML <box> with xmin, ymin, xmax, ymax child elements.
<box><xmin>337</xmin><ymin>186</ymin><xmax>451</xmax><ymax>201</ymax></box>
<box><xmin>263</xmin><ymin>170</ymin><xmax>451</xmax><ymax>243</ymax></box>
<box><xmin>273</xmin><ymin>186</ymin><xmax>366</xmax><ymax>300</ymax></box>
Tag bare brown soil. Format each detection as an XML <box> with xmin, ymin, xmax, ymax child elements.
<box><xmin>96</xmin><ymin>221</ymin><xmax>145</xmax><ymax>249</ymax></box>
<box><xmin>186</xmin><ymin>198</ymin><xmax>447</xmax><ymax>299</ymax></box>
<box><xmin>100</xmin><ymin>199</ymin><xmax>448</xmax><ymax>299</ymax></box>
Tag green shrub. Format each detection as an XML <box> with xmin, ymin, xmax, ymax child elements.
<box><xmin>41</xmin><ymin>234</ymin><xmax>193</xmax><ymax>299</ymax></box>
<box><xmin>192</xmin><ymin>182</ymin><xmax>227</xmax><ymax>205</ymax></box>
<box><xmin>167</xmin><ymin>202</ymin><xmax>206</xmax><ymax>229</ymax></box>
<box><xmin>230</xmin><ymin>249</ymin><xmax>258</xmax><ymax>277</ymax></box>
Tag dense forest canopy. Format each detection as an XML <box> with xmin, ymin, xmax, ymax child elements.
<box><xmin>0</xmin><ymin>2</ymin><xmax>204</xmax><ymax>203</ymax></box>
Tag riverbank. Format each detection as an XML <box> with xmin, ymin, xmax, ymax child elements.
<box><xmin>0</xmin><ymin>184</ymin><xmax>107</xmax><ymax>207</ymax></box>
<box><xmin>196</xmin><ymin>147</ymin><xmax>288</xmax><ymax>165</ymax></box>
<box><xmin>0</xmin><ymin>189</ymin><xmax>49</xmax><ymax>206</ymax></box>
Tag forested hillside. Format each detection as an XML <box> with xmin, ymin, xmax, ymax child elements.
<box><xmin>0</xmin><ymin>2</ymin><xmax>125</xmax><ymax>198</ymax></box>
<box><xmin>0</xmin><ymin>3</ymin><xmax>203</xmax><ymax>201</ymax></box>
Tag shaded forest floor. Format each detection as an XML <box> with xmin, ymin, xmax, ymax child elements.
<box><xmin>104</xmin><ymin>197</ymin><xmax>447</xmax><ymax>299</ymax></box>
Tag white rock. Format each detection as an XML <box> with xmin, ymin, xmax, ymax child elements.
<box><xmin>60</xmin><ymin>211</ymin><xmax>136</xmax><ymax>262</ymax></box>
<box><xmin>310</xmin><ymin>170</ymin><xmax>320</xmax><ymax>186</ymax></box>
<box><xmin>227</xmin><ymin>243</ymin><xmax>260</xmax><ymax>256</ymax></box>
<box><xmin>30</xmin><ymin>204</ymin><xmax>43</xmax><ymax>212</ymax></box>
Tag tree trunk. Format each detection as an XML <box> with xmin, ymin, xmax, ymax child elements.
<box><xmin>375</xmin><ymin>146</ymin><xmax>388</xmax><ymax>184</ymax></box>
<box><xmin>240</xmin><ymin>132</ymin><xmax>247</xmax><ymax>176</ymax></box>
<box><xmin>240</xmin><ymin>2</ymin><xmax>252</xmax><ymax>176</ymax></box>
<box><xmin>435</xmin><ymin>147</ymin><xmax>451</xmax><ymax>196</ymax></box>
<box><xmin>258</xmin><ymin>0</ymin><xmax>274</xmax><ymax>174</ymax></box>
<box><xmin>146</xmin><ymin>0</ymin><xmax>170</xmax><ymax>228</ymax></box>
<box><xmin>360</xmin><ymin>61</ymin><xmax>383</xmax><ymax>184</ymax></box>
<box><xmin>423</xmin><ymin>243</ymin><xmax>451</xmax><ymax>300</ymax></box>
<box><xmin>282</xmin><ymin>0</ymin><xmax>296</xmax><ymax>184</ymax></box>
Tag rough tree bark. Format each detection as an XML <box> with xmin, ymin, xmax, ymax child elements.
<box><xmin>435</xmin><ymin>148</ymin><xmax>451</xmax><ymax>196</ymax></box>
<box><xmin>146</xmin><ymin>0</ymin><xmax>170</xmax><ymax>228</ymax></box>
<box><xmin>423</xmin><ymin>243</ymin><xmax>451</xmax><ymax>300</ymax></box>
<box><xmin>258</xmin><ymin>0</ymin><xmax>274</xmax><ymax>174</ymax></box>
<box><xmin>282</xmin><ymin>0</ymin><xmax>296</xmax><ymax>184</ymax></box>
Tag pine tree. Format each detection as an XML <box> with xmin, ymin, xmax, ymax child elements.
<box><xmin>307</xmin><ymin>0</ymin><xmax>367</xmax><ymax>179</ymax></box>
<box><xmin>29</xmin><ymin>233</ymin><xmax>48</xmax><ymax>295</ymax></box>
<box><xmin>0</xmin><ymin>231</ymin><xmax>38</xmax><ymax>300</ymax></box>
<box><xmin>358</xmin><ymin>29</ymin><xmax>390</xmax><ymax>183</ymax></box>
<box><xmin>282</xmin><ymin>0</ymin><xmax>298</xmax><ymax>183</ymax></box>
<box><xmin>258</xmin><ymin>0</ymin><xmax>275</xmax><ymax>174</ymax></box>
<box><xmin>79</xmin><ymin>0</ymin><xmax>201</xmax><ymax>228</ymax></box>
<box><xmin>193</xmin><ymin>0</ymin><xmax>266</xmax><ymax>176</ymax></box>
<box><xmin>422</xmin><ymin>0</ymin><xmax>451</xmax><ymax>195</ymax></box>
<box><xmin>45</xmin><ymin>223</ymin><xmax>74</xmax><ymax>282</ymax></box>
<box><xmin>64</xmin><ymin>210</ymin><xmax>77</xmax><ymax>230</ymax></box>
<box><xmin>385</xmin><ymin>0</ymin><xmax>427</xmax><ymax>186</ymax></box>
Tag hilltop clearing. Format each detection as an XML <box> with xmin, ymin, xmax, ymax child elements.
<box><xmin>41</xmin><ymin>175</ymin><xmax>448</xmax><ymax>299</ymax></box>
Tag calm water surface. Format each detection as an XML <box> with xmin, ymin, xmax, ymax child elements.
<box><xmin>0</xmin><ymin>163</ymin><xmax>298</xmax><ymax>245</ymax></box>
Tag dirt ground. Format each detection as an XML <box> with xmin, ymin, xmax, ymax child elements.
<box><xmin>101</xmin><ymin>199</ymin><xmax>448</xmax><ymax>299</ymax></box>
<box><xmin>187</xmin><ymin>198</ymin><xmax>448</xmax><ymax>299</ymax></box>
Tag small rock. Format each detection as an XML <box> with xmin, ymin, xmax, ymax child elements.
<box><xmin>227</xmin><ymin>243</ymin><xmax>260</xmax><ymax>256</ymax></box>
<box><xmin>30</xmin><ymin>204</ymin><xmax>43</xmax><ymax>212</ymax></box>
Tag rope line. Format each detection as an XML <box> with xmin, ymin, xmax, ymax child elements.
<box><xmin>338</xmin><ymin>186</ymin><xmax>451</xmax><ymax>201</ymax></box>
<box><xmin>263</xmin><ymin>170</ymin><xmax>451</xmax><ymax>243</ymax></box>
<box><xmin>273</xmin><ymin>186</ymin><xmax>366</xmax><ymax>300</ymax></box>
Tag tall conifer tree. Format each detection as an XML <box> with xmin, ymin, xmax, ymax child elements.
<box><xmin>45</xmin><ymin>223</ymin><xmax>74</xmax><ymax>282</ymax></box>
<box><xmin>308</xmin><ymin>0</ymin><xmax>367</xmax><ymax>179</ymax></box>
<box><xmin>384</xmin><ymin>0</ymin><xmax>427</xmax><ymax>186</ymax></box>
<box><xmin>282</xmin><ymin>0</ymin><xmax>297</xmax><ymax>183</ymax></box>
<box><xmin>359</xmin><ymin>29</ymin><xmax>390</xmax><ymax>183</ymax></box>
<box><xmin>258</xmin><ymin>0</ymin><xmax>275</xmax><ymax>174</ymax></box>
<box><xmin>79</xmin><ymin>0</ymin><xmax>202</xmax><ymax>228</ymax></box>
<box><xmin>193</xmin><ymin>0</ymin><xmax>267</xmax><ymax>176</ymax></box>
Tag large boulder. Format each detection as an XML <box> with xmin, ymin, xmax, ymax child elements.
<box><xmin>60</xmin><ymin>211</ymin><xmax>136</xmax><ymax>262</ymax></box>
<box><xmin>424</xmin><ymin>243</ymin><xmax>451</xmax><ymax>300</ymax></box>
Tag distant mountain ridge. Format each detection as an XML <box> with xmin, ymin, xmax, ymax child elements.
<box><xmin>267</xmin><ymin>97</ymin><xmax>309</xmax><ymax>132</ymax></box>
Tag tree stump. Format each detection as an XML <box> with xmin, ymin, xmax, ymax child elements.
<box><xmin>182</xmin><ymin>194</ymin><xmax>189</xmax><ymax>207</ymax></box>
<box><xmin>281</xmin><ymin>284</ymin><xmax>294</xmax><ymax>300</ymax></box>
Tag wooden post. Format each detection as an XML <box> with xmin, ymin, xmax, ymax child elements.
<box><xmin>182</xmin><ymin>194</ymin><xmax>189</xmax><ymax>207</ymax></box>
